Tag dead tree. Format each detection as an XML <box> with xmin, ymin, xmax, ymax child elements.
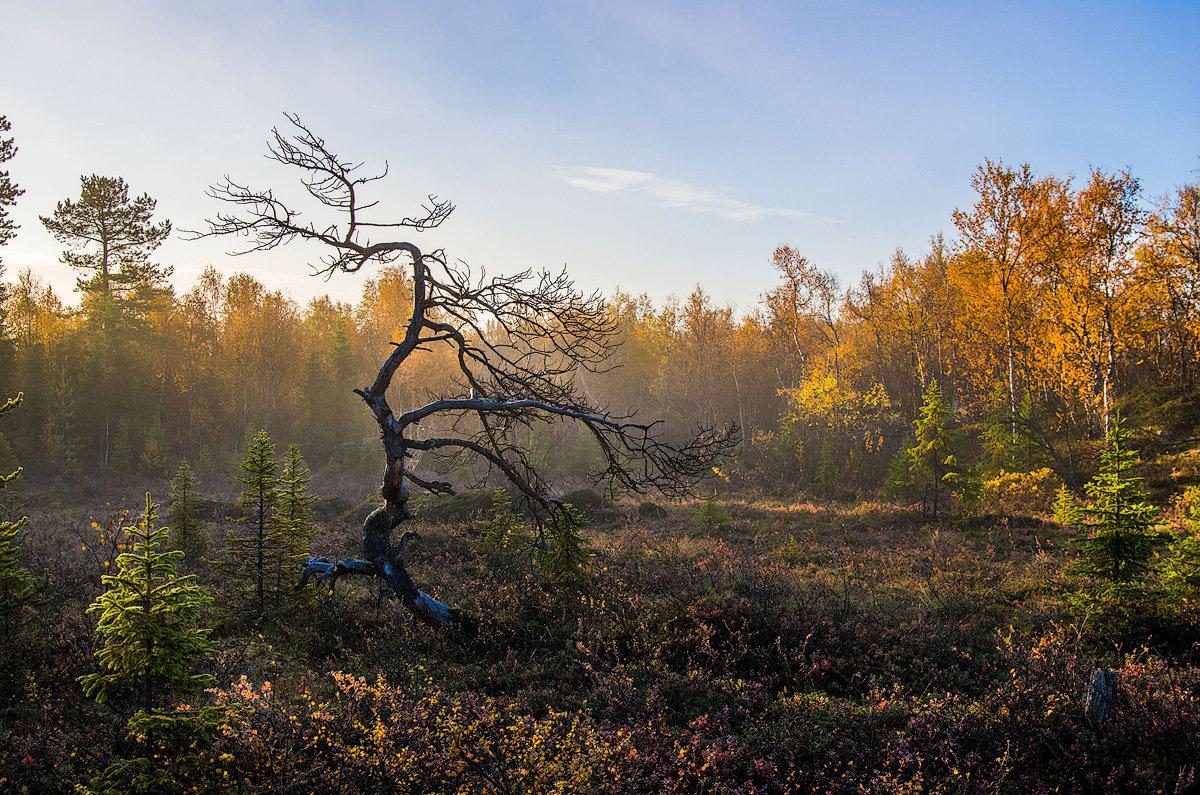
<box><xmin>195</xmin><ymin>114</ymin><xmax>739</xmax><ymax>631</ymax></box>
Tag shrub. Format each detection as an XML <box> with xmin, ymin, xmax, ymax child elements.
<box><xmin>561</xmin><ymin>487</ymin><xmax>603</xmax><ymax>512</ymax></box>
<box><xmin>1162</xmin><ymin>485</ymin><xmax>1200</xmax><ymax>606</ymax></box>
<box><xmin>637</xmin><ymin>499</ymin><xmax>666</xmax><ymax>518</ymax></box>
<box><xmin>694</xmin><ymin>494</ymin><xmax>732</xmax><ymax>533</ymax></box>
<box><xmin>413</xmin><ymin>489</ymin><xmax>497</xmax><ymax>522</ymax></box>
<box><xmin>981</xmin><ymin>467</ymin><xmax>1062</xmax><ymax>515</ymax></box>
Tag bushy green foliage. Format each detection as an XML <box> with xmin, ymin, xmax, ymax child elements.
<box><xmin>981</xmin><ymin>385</ymin><xmax>1048</xmax><ymax>474</ymax></box>
<box><xmin>884</xmin><ymin>434</ymin><xmax>919</xmax><ymax>497</ymax></box>
<box><xmin>637</xmin><ymin>499</ymin><xmax>666</xmax><ymax>518</ymax></box>
<box><xmin>478</xmin><ymin>489</ymin><xmax>593</xmax><ymax>583</ymax></box>
<box><xmin>815</xmin><ymin>441</ymin><xmax>837</xmax><ymax>495</ymax></box>
<box><xmin>1066</xmin><ymin>416</ymin><xmax>1167</xmax><ymax>615</ymax></box>
<box><xmin>79</xmin><ymin>494</ymin><xmax>214</xmax><ymax>712</ymax></box>
<box><xmin>195</xmin><ymin>443</ymin><xmax>215</xmax><ymax>480</ymax></box>
<box><xmin>771</xmin><ymin>374</ymin><xmax>895</xmax><ymax>486</ymax></box>
<box><xmin>1052</xmin><ymin>484</ymin><xmax>1080</xmax><ymax>525</ymax></box>
<box><xmin>1162</xmin><ymin>485</ymin><xmax>1200</xmax><ymax>606</ymax></box>
<box><xmin>477</xmin><ymin>488</ymin><xmax>533</xmax><ymax>558</ymax></box>
<box><xmin>94</xmin><ymin>704</ymin><xmax>231</xmax><ymax>794</ymax></box>
<box><xmin>167</xmin><ymin>460</ymin><xmax>206</xmax><ymax>562</ymax></box>
<box><xmin>981</xmin><ymin>467</ymin><xmax>1062</xmax><ymax>515</ymax></box>
<box><xmin>561</xmin><ymin>487</ymin><xmax>603</xmax><ymax>512</ymax></box>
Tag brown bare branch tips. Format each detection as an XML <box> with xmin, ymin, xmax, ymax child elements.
<box><xmin>191</xmin><ymin>113</ymin><xmax>452</xmax><ymax>275</ymax></box>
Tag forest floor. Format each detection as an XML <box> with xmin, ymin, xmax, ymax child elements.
<box><xmin>3</xmin><ymin>474</ymin><xmax>1199</xmax><ymax>793</ymax></box>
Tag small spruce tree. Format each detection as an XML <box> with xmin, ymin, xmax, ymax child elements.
<box><xmin>272</xmin><ymin>443</ymin><xmax>317</xmax><ymax>590</ymax></box>
<box><xmin>1067</xmin><ymin>415</ymin><xmax>1167</xmax><ymax>614</ymax></box>
<box><xmin>816</xmin><ymin>441</ymin><xmax>838</xmax><ymax>496</ymax></box>
<box><xmin>195</xmin><ymin>443</ymin><xmax>215</xmax><ymax>480</ymax></box>
<box><xmin>541</xmin><ymin>506</ymin><xmax>594</xmax><ymax>585</ymax></box>
<box><xmin>168</xmin><ymin>460</ymin><xmax>207</xmax><ymax>562</ymax></box>
<box><xmin>40</xmin><ymin>366</ymin><xmax>77</xmax><ymax>467</ymax></box>
<box><xmin>229</xmin><ymin>429</ymin><xmax>282</xmax><ymax>617</ymax></box>
<box><xmin>907</xmin><ymin>379</ymin><xmax>969</xmax><ymax>518</ymax></box>
<box><xmin>79</xmin><ymin>494</ymin><xmax>214</xmax><ymax>713</ymax></box>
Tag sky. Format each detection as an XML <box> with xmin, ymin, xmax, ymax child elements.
<box><xmin>0</xmin><ymin>0</ymin><xmax>1197</xmax><ymax>314</ymax></box>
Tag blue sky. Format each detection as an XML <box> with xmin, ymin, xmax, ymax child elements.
<box><xmin>1</xmin><ymin>0</ymin><xmax>1196</xmax><ymax>313</ymax></box>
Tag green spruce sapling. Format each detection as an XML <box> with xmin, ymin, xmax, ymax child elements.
<box><xmin>1066</xmin><ymin>415</ymin><xmax>1167</xmax><ymax>615</ymax></box>
<box><xmin>229</xmin><ymin>430</ymin><xmax>281</xmax><ymax>617</ymax></box>
<box><xmin>168</xmin><ymin>460</ymin><xmax>207</xmax><ymax>562</ymax></box>
<box><xmin>80</xmin><ymin>494</ymin><xmax>214</xmax><ymax>713</ymax></box>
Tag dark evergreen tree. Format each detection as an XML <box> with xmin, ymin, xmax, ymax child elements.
<box><xmin>195</xmin><ymin>443</ymin><xmax>215</xmax><ymax>481</ymax></box>
<box><xmin>1067</xmin><ymin>415</ymin><xmax>1167</xmax><ymax>613</ymax></box>
<box><xmin>982</xmin><ymin>384</ymin><xmax>1047</xmax><ymax>474</ymax></box>
<box><xmin>39</xmin><ymin>175</ymin><xmax>172</xmax><ymax>306</ymax></box>
<box><xmin>272</xmin><ymin>443</ymin><xmax>316</xmax><ymax>591</ymax></box>
<box><xmin>541</xmin><ymin>505</ymin><xmax>594</xmax><ymax>585</ymax></box>
<box><xmin>168</xmin><ymin>460</ymin><xmax>207</xmax><ymax>563</ymax></box>
<box><xmin>79</xmin><ymin>494</ymin><xmax>214</xmax><ymax>713</ymax></box>
<box><xmin>229</xmin><ymin>429</ymin><xmax>282</xmax><ymax>617</ymax></box>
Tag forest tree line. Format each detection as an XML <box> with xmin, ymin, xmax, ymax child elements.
<box><xmin>2</xmin><ymin>123</ymin><xmax>1199</xmax><ymax>500</ymax></box>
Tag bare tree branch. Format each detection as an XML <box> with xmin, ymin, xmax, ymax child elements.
<box><xmin>200</xmin><ymin>113</ymin><xmax>739</xmax><ymax>632</ymax></box>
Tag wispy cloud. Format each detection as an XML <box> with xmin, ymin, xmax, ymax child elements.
<box><xmin>555</xmin><ymin>166</ymin><xmax>808</xmax><ymax>222</ymax></box>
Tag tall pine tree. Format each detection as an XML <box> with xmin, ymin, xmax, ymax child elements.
<box><xmin>40</xmin><ymin>174</ymin><xmax>172</xmax><ymax>465</ymax></box>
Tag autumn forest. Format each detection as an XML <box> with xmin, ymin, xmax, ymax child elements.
<box><xmin>8</xmin><ymin>158</ymin><xmax>1200</xmax><ymax>495</ymax></box>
